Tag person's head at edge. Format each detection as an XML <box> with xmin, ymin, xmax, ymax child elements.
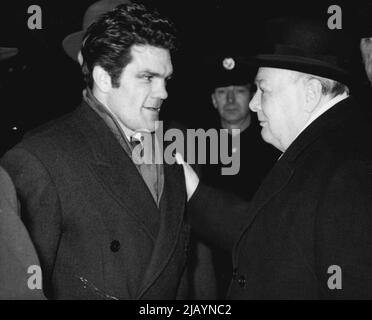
<box><xmin>360</xmin><ymin>37</ymin><xmax>372</xmax><ymax>86</ymax></box>
<box><xmin>80</xmin><ymin>3</ymin><xmax>176</xmax><ymax>133</ymax></box>
<box><xmin>355</xmin><ymin>3</ymin><xmax>372</xmax><ymax>87</ymax></box>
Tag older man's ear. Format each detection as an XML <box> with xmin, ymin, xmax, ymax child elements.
<box><xmin>304</xmin><ymin>78</ymin><xmax>323</xmax><ymax>113</ymax></box>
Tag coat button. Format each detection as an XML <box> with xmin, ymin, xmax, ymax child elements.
<box><xmin>110</xmin><ymin>240</ymin><xmax>120</xmax><ymax>252</ymax></box>
<box><xmin>237</xmin><ymin>275</ymin><xmax>246</xmax><ymax>288</ymax></box>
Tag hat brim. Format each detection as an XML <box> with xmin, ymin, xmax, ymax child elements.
<box><xmin>62</xmin><ymin>31</ymin><xmax>85</xmax><ymax>62</ymax></box>
<box><xmin>0</xmin><ymin>47</ymin><xmax>18</xmax><ymax>61</ymax></box>
<box><xmin>205</xmin><ymin>56</ymin><xmax>258</xmax><ymax>90</ymax></box>
<box><xmin>254</xmin><ymin>54</ymin><xmax>351</xmax><ymax>85</ymax></box>
<box><xmin>208</xmin><ymin>70</ymin><xmax>256</xmax><ymax>91</ymax></box>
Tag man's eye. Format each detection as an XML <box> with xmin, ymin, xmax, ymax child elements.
<box><xmin>143</xmin><ymin>75</ymin><xmax>153</xmax><ymax>81</ymax></box>
<box><xmin>216</xmin><ymin>90</ymin><xmax>226</xmax><ymax>95</ymax></box>
<box><xmin>251</xmin><ymin>84</ymin><xmax>257</xmax><ymax>93</ymax></box>
<box><xmin>255</xmin><ymin>86</ymin><xmax>262</xmax><ymax>93</ymax></box>
<box><xmin>258</xmin><ymin>86</ymin><xmax>269</xmax><ymax>95</ymax></box>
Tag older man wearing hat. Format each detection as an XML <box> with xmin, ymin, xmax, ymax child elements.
<box><xmin>177</xmin><ymin>17</ymin><xmax>372</xmax><ymax>299</ymax></box>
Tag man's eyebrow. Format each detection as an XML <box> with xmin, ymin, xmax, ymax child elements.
<box><xmin>255</xmin><ymin>79</ymin><xmax>268</xmax><ymax>87</ymax></box>
<box><xmin>138</xmin><ymin>70</ymin><xmax>161</xmax><ymax>77</ymax></box>
<box><xmin>138</xmin><ymin>69</ymin><xmax>173</xmax><ymax>79</ymax></box>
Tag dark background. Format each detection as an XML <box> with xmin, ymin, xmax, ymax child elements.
<box><xmin>0</xmin><ymin>0</ymin><xmax>369</xmax><ymax>155</ymax></box>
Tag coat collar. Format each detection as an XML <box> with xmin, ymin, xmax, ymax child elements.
<box><xmin>281</xmin><ymin>97</ymin><xmax>356</xmax><ymax>166</ymax></box>
<box><xmin>233</xmin><ymin>97</ymin><xmax>358</xmax><ymax>263</ymax></box>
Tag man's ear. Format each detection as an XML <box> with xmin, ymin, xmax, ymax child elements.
<box><xmin>304</xmin><ymin>78</ymin><xmax>322</xmax><ymax>112</ymax></box>
<box><xmin>211</xmin><ymin>93</ymin><xmax>217</xmax><ymax>109</ymax></box>
<box><xmin>77</xmin><ymin>51</ymin><xmax>83</xmax><ymax>66</ymax></box>
<box><xmin>92</xmin><ymin>65</ymin><xmax>112</xmax><ymax>93</ymax></box>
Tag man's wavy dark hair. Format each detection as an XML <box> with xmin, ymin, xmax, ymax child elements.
<box><xmin>81</xmin><ymin>3</ymin><xmax>177</xmax><ymax>89</ymax></box>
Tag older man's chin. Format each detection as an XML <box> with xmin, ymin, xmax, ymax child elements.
<box><xmin>260</xmin><ymin>127</ymin><xmax>271</xmax><ymax>143</ymax></box>
<box><xmin>261</xmin><ymin>129</ymin><xmax>282</xmax><ymax>151</ymax></box>
<box><xmin>139</xmin><ymin>115</ymin><xmax>160</xmax><ymax>132</ymax></box>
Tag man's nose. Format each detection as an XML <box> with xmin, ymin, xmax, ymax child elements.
<box><xmin>154</xmin><ymin>82</ymin><xmax>168</xmax><ymax>100</ymax></box>
<box><xmin>227</xmin><ymin>89</ymin><xmax>235</xmax><ymax>103</ymax></box>
<box><xmin>249</xmin><ymin>91</ymin><xmax>260</xmax><ymax>112</ymax></box>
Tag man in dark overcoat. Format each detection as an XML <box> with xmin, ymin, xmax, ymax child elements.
<box><xmin>1</xmin><ymin>3</ymin><xmax>192</xmax><ymax>299</ymax></box>
<box><xmin>178</xmin><ymin>18</ymin><xmax>372</xmax><ymax>299</ymax></box>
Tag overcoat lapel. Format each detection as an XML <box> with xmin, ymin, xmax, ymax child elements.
<box><xmin>232</xmin><ymin>158</ymin><xmax>294</xmax><ymax>264</ymax></box>
<box><xmin>73</xmin><ymin>103</ymin><xmax>160</xmax><ymax>240</ymax></box>
<box><xmin>137</xmin><ymin>151</ymin><xmax>186</xmax><ymax>298</ymax></box>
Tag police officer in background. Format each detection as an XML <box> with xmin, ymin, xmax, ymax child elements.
<box><xmin>200</xmin><ymin>53</ymin><xmax>279</xmax><ymax>298</ymax></box>
<box><xmin>202</xmin><ymin>54</ymin><xmax>280</xmax><ymax>201</ymax></box>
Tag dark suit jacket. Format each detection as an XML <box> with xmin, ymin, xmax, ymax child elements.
<box><xmin>0</xmin><ymin>167</ymin><xmax>45</xmax><ymax>299</ymax></box>
<box><xmin>189</xmin><ymin>97</ymin><xmax>372</xmax><ymax>299</ymax></box>
<box><xmin>1</xmin><ymin>102</ymin><xmax>190</xmax><ymax>299</ymax></box>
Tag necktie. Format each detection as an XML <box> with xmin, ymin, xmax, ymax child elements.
<box><xmin>129</xmin><ymin>132</ymin><xmax>159</xmax><ymax>205</ymax></box>
<box><xmin>130</xmin><ymin>134</ymin><xmax>144</xmax><ymax>157</ymax></box>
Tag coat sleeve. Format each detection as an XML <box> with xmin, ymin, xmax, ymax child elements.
<box><xmin>315</xmin><ymin>158</ymin><xmax>372</xmax><ymax>299</ymax></box>
<box><xmin>1</xmin><ymin>148</ymin><xmax>63</xmax><ymax>298</ymax></box>
<box><xmin>0</xmin><ymin>167</ymin><xmax>46</xmax><ymax>299</ymax></box>
<box><xmin>187</xmin><ymin>183</ymin><xmax>251</xmax><ymax>253</ymax></box>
